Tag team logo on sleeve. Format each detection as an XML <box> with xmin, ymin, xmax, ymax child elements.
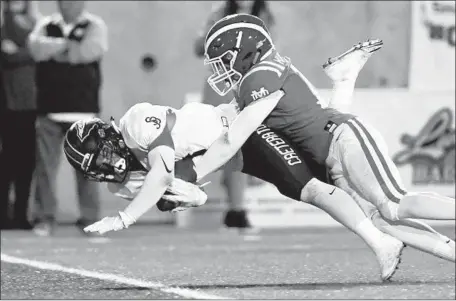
<box><xmin>251</xmin><ymin>87</ymin><xmax>269</xmax><ymax>101</ymax></box>
<box><xmin>145</xmin><ymin>116</ymin><xmax>161</xmax><ymax>129</ymax></box>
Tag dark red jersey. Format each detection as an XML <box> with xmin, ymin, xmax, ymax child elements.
<box><xmin>234</xmin><ymin>51</ymin><xmax>354</xmax><ymax>164</ymax></box>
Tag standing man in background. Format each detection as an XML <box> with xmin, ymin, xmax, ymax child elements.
<box><xmin>194</xmin><ymin>0</ymin><xmax>275</xmax><ymax>231</ymax></box>
<box><xmin>0</xmin><ymin>0</ymin><xmax>40</xmax><ymax>230</ymax></box>
<box><xmin>27</xmin><ymin>0</ymin><xmax>108</xmax><ymax>236</ymax></box>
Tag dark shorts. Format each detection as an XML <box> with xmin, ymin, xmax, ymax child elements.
<box><xmin>171</xmin><ymin>125</ymin><xmax>328</xmax><ymax>203</ymax></box>
<box><xmin>241</xmin><ymin>124</ymin><xmax>328</xmax><ymax>201</ymax></box>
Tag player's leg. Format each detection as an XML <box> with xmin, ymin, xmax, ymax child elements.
<box><xmin>372</xmin><ymin>213</ymin><xmax>455</xmax><ymax>262</ymax></box>
<box><xmin>242</xmin><ymin>125</ymin><xmax>404</xmax><ymax>281</ymax></box>
<box><xmin>323</xmin><ymin>40</ymin><xmax>455</xmax><ymax>260</ymax></box>
<box><xmin>299</xmin><ymin>177</ymin><xmax>404</xmax><ymax>281</ymax></box>
<box><xmin>0</xmin><ymin>110</ymin><xmax>14</xmax><ymax>229</ymax></box>
<box><xmin>330</xmin><ymin>118</ymin><xmax>455</xmax><ymax>221</ymax></box>
<box><xmin>11</xmin><ymin>111</ymin><xmax>36</xmax><ymax>229</ymax></box>
<box><xmin>323</xmin><ymin>39</ymin><xmax>383</xmax><ymax>113</ymax></box>
<box><xmin>222</xmin><ymin>171</ymin><xmax>252</xmax><ymax>229</ymax></box>
<box><xmin>336</xmin><ymin>176</ymin><xmax>455</xmax><ymax>262</ymax></box>
<box><xmin>33</xmin><ymin>116</ymin><xmax>63</xmax><ymax>236</ymax></box>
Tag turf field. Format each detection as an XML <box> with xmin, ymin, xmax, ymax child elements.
<box><xmin>1</xmin><ymin>225</ymin><xmax>455</xmax><ymax>299</ymax></box>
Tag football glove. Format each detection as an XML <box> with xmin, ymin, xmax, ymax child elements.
<box><xmin>83</xmin><ymin>211</ymin><xmax>136</xmax><ymax>235</ymax></box>
<box><xmin>160</xmin><ymin>178</ymin><xmax>209</xmax><ymax>212</ymax></box>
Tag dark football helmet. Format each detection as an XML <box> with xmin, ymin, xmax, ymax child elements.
<box><xmin>204</xmin><ymin>13</ymin><xmax>274</xmax><ymax>96</ymax></box>
<box><xmin>63</xmin><ymin>118</ymin><xmax>131</xmax><ymax>183</ymax></box>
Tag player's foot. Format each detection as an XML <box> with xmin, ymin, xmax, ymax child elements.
<box><xmin>223</xmin><ymin>209</ymin><xmax>259</xmax><ymax>234</ymax></box>
<box><xmin>33</xmin><ymin>218</ymin><xmax>55</xmax><ymax>237</ymax></box>
<box><xmin>375</xmin><ymin>234</ymin><xmax>405</xmax><ymax>281</ymax></box>
<box><xmin>444</xmin><ymin>239</ymin><xmax>455</xmax><ymax>262</ymax></box>
<box><xmin>323</xmin><ymin>39</ymin><xmax>383</xmax><ymax>83</ymax></box>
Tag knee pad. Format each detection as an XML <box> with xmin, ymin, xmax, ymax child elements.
<box><xmin>377</xmin><ymin>201</ymin><xmax>400</xmax><ymax>221</ymax></box>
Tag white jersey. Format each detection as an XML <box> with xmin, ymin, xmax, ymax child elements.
<box><xmin>108</xmin><ymin>101</ymin><xmax>238</xmax><ymax>200</ymax></box>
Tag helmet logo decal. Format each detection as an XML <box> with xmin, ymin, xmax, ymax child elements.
<box><xmin>235</xmin><ymin>30</ymin><xmax>243</xmax><ymax>48</ymax></box>
<box><xmin>205</xmin><ymin>23</ymin><xmax>272</xmax><ymax>54</ymax></box>
<box><xmin>256</xmin><ymin>38</ymin><xmax>266</xmax><ymax>49</ymax></box>
<box><xmin>71</xmin><ymin>120</ymin><xmax>97</xmax><ymax>142</ymax></box>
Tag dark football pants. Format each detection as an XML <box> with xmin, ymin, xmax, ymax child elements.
<box><xmin>241</xmin><ymin>125</ymin><xmax>329</xmax><ymax>201</ymax></box>
<box><xmin>34</xmin><ymin>116</ymin><xmax>100</xmax><ymax>222</ymax></box>
<box><xmin>0</xmin><ymin>110</ymin><xmax>36</xmax><ymax>222</ymax></box>
<box><xmin>173</xmin><ymin>125</ymin><xmax>328</xmax><ymax>203</ymax></box>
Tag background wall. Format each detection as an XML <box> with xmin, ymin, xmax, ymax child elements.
<box><xmin>35</xmin><ymin>1</ymin><xmax>414</xmax><ymax>222</ymax></box>
<box><xmin>38</xmin><ymin>1</ymin><xmax>412</xmax><ymax>116</ymax></box>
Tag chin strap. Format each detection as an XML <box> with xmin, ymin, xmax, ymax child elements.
<box><xmin>110</xmin><ymin>117</ymin><xmax>121</xmax><ymax>134</ymax></box>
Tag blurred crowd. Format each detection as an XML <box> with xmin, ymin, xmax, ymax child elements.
<box><xmin>1</xmin><ymin>0</ymin><xmax>106</xmax><ymax>235</ymax></box>
<box><xmin>1</xmin><ymin>0</ymin><xmax>272</xmax><ymax>236</ymax></box>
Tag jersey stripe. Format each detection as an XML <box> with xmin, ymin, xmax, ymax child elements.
<box><xmin>239</xmin><ymin>65</ymin><xmax>283</xmax><ymax>88</ymax></box>
<box><xmin>352</xmin><ymin>118</ymin><xmax>407</xmax><ymax>196</ymax></box>
<box><xmin>258</xmin><ymin>60</ymin><xmax>285</xmax><ymax>71</ymax></box>
<box><xmin>346</xmin><ymin>119</ymin><xmax>406</xmax><ymax>203</ymax></box>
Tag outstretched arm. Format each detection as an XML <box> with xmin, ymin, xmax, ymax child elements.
<box><xmin>84</xmin><ymin>146</ymin><xmax>175</xmax><ymax>234</ymax></box>
<box><xmin>195</xmin><ymin>90</ymin><xmax>285</xmax><ymax>182</ymax></box>
<box><xmin>121</xmin><ymin>146</ymin><xmax>174</xmax><ymax>221</ymax></box>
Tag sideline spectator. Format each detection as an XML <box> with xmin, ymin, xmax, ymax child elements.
<box><xmin>27</xmin><ymin>0</ymin><xmax>108</xmax><ymax>236</ymax></box>
<box><xmin>0</xmin><ymin>0</ymin><xmax>40</xmax><ymax>230</ymax></box>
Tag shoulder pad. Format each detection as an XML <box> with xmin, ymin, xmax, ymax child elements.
<box><xmin>238</xmin><ymin>62</ymin><xmax>284</xmax><ymax>108</ymax></box>
<box><xmin>119</xmin><ymin>103</ymin><xmax>172</xmax><ymax>151</ymax></box>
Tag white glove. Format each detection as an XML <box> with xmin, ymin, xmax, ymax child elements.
<box><xmin>83</xmin><ymin>211</ymin><xmax>136</xmax><ymax>235</ymax></box>
<box><xmin>161</xmin><ymin>178</ymin><xmax>208</xmax><ymax>212</ymax></box>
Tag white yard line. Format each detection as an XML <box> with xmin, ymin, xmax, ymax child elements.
<box><xmin>1</xmin><ymin>253</ymin><xmax>228</xmax><ymax>300</ymax></box>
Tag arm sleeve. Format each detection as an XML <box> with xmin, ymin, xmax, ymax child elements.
<box><xmin>27</xmin><ymin>16</ymin><xmax>67</xmax><ymax>62</ymax></box>
<box><xmin>119</xmin><ymin>103</ymin><xmax>174</xmax><ymax>153</ymax></box>
<box><xmin>238</xmin><ymin>67</ymin><xmax>283</xmax><ymax>109</ymax></box>
<box><xmin>68</xmin><ymin>15</ymin><xmax>108</xmax><ymax>64</ymax></box>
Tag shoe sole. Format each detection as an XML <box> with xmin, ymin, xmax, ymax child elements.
<box><xmin>382</xmin><ymin>243</ymin><xmax>406</xmax><ymax>282</ymax></box>
<box><xmin>323</xmin><ymin>39</ymin><xmax>383</xmax><ymax>69</ymax></box>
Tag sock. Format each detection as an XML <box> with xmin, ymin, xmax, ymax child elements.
<box><xmin>329</xmin><ymin>79</ymin><xmax>356</xmax><ymax>114</ymax></box>
<box><xmin>306</xmin><ymin>181</ymin><xmax>387</xmax><ymax>252</ymax></box>
<box><xmin>398</xmin><ymin>192</ymin><xmax>455</xmax><ymax>220</ymax></box>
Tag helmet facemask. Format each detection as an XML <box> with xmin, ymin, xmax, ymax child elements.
<box><xmin>84</xmin><ymin>122</ymin><xmax>130</xmax><ymax>183</ymax></box>
<box><xmin>88</xmin><ymin>139</ymin><xmax>129</xmax><ymax>183</ymax></box>
<box><xmin>204</xmin><ymin>50</ymin><xmax>242</xmax><ymax>96</ymax></box>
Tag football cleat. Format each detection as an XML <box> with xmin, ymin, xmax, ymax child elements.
<box><xmin>375</xmin><ymin>233</ymin><xmax>405</xmax><ymax>281</ymax></box>
<box><xmin>323</xmin><ymin>39</ymin><xmax>383</xmax><ymax>83</ymax></box>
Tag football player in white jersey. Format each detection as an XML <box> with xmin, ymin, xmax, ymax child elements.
<box><xmin>63</xmin><ymin>100</ymin><xmax>238</xmax><ymax>228</ymax></box>
<box><xmin>63</xmin><ymin>40</ymin><xmax>454</xmax><ymax>281</ymax></box>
